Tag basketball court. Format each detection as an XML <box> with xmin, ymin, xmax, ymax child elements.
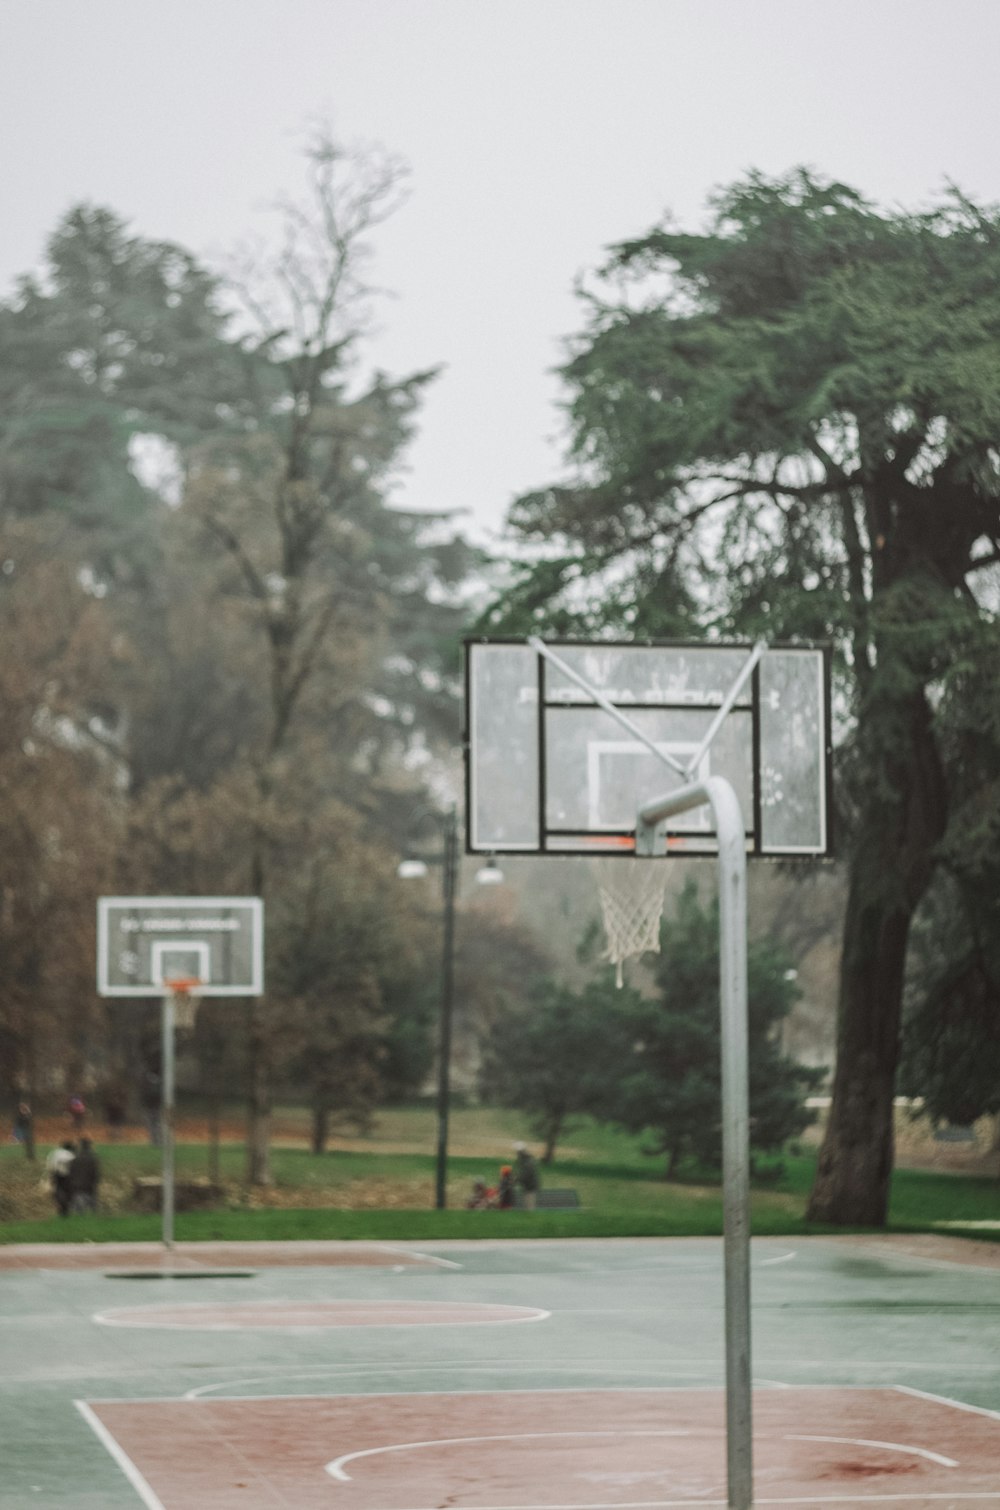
<box><xmin>4</xmin><ymin>1234</ymin><xmax>1000</xmax><ymax>1507</ymax></box>
<box><xmin>26</xmin><ymin>640</ymin><xmax>986</xmax><ymax>1505</ymax></box>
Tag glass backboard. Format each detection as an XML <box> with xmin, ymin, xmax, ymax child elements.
<box><xmin>464</xmin><ymin>639</ymin><xmax>832</xmax><ymax>857</ymax></box>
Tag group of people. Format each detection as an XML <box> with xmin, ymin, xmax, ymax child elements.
<box><xmin>44</xmin><ymin>1138</ymin><xmax>101</xmax><ymax>1217</ymax></box>
<box><xmin>467</xmin><ymin>1142</ymin><xmax>540</xmax><ymax>1210</ymax></box>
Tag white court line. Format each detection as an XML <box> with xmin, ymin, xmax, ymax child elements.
<box><xmin>328</xmin><ymin>1425</ymin><xmax>962</xmax><ymax>1487</ymax></box>
<box><xmin>74</xmin><ymin>1401</ymin><xmax>165</xmax><ymax>1510</ymax></box>
<box><xmin>894</xmin><ymin>1383</ymin><xmax>1000</xmax><ymax>1421</ymax></box>
<box><xmin>786</xmin><ymin>1432</ymin><xmax>957</xmax><ymax>1468</ymax></box>
<box><xmin>93</xmin><ymin>1300</ymin><xmax>549</xmax><ymax>1332</ymax></box>
<box><xmin>759</xmin><ymin>1250</ymin><xmax>797</xmax><ymax>1266</ymax></box>
<box><xmin>377</xmin><ymin>1244</ymin><xmax>463</xmax><ymax>1269</ymax></box>
<box><xmin>327</xmin><ymin>1429</ymin><xmax>697</xmax><ymax>1482</ymax></box>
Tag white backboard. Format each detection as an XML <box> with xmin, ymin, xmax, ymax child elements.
<box><xmin>97</xmin><ymin>897</ymin><xmax>264</xmax><ymax>997</ymax></box>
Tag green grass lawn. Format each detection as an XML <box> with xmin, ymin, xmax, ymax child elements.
<box><xmin>3</xmin><ymin>1103</ymin><xmax>998</xmax><ymax>1244</ymax></box>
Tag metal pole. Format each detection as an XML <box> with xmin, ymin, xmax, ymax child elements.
<box><xmin>638</xmin><ymin>777</ymin><xmax>752</xmax><ymax>1509</ymax></box>
<box><xmin>161</xmin><ymin>991</ymin><xmax>176</xmax><ymax>1251</ymax></box>
<box><xmin>713</xmin><ymin>780</ymin><xmax>753</xmax><ymax>1510</ymax></box>
<box><xmin>434</xmin><ymin>805</ymin><xmax>458</xmax><ymax>1210</ymax></box>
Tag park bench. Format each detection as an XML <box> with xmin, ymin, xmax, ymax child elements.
<box><xmin>516</xmin><ymin>1188</ymin><xmax>581</xmax><ymax>1210</ymax></box>
<box><xmin>132</xmin><ymin>1177</ymin><xmax>224</xmax><ymax>1212</ymax></box>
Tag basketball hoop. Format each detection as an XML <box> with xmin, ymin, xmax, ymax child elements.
<box><xmin>589</xmin><ymin>856</ymin><xmax>666</xmax><ymax>988</ymax></box>
<box><xmin>164</xmin><ymin>977</ymin><xmax>202</xmax><ymax>1032</ymax></box>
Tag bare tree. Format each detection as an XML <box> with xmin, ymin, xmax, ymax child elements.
<box><xmin>187</xmin><ymin>129</ymin><xmax>433</xmax><ymax>1184</ymax></box>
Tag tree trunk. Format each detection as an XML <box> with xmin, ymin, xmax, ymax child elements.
<box><xmin>208</xmin><ymin>1091</ymin><xmax>220</xmax><ymax>1186</ymax></box>
<box><xmin>244</xmin><ymin>999</ymin><xmax>272</xmax><ymax>1186</ymax></box>
<box><xmin>311</xmin><ymin>1101</ymin><xmax>329</xmax><ymax>1155</ymax></box>
<box><xmin>541</xmin><ymin>1110</ymin><xmax>564</xmax><ymax>1163</ymax></box>
<box><xmin>807</xmin><ymin>683</ymin><xmax>946</xmax><ymax>1226</ymax></box>
<box><xmin>244</xmin><ymin>835</ymin><xmax>272</xmax><ymax>1186</ymax></box>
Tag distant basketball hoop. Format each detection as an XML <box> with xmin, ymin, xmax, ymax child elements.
<box><xmin>97</xmin><ymin>896</ymin><xmax>265</xmax><ymax>1253</ymax></box>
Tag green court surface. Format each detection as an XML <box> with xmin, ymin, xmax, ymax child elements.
<box><xmin>2</xmin><ymin>1235</ymin><xmax>1000</xmax><ymax>1507</ymax></box>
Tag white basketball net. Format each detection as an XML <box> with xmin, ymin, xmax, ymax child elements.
<box><xmin>590</xmin><ymin>858</ymin><xmax>666</xmax><ymax>988</ymax></box>
<box><xmin>166</xmin><ymin>982</ymin><xmax>202</xmax><ymax>1032</ymax></box>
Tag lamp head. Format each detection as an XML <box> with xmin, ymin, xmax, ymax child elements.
<box><xmin>397</xmin><ymin>857</ymin><xmax>430</xmax><ymax>880</ymax></box>
<box><xmin>476</xmin><ymin>855</ymin><xmax>504</xmax><ymax>885</ymax></box>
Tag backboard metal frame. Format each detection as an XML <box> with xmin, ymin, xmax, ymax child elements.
<box><xmin>463</xmin><ymin>636</ymin><xmax>833</xmax><ymax>860</ymax></box>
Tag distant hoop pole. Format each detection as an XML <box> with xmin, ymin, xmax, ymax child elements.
<box><xmin>638</xmin><ymin>776</ymin><xmax>752</xmax><ymax>1510</ymax></box>
<box><xmin>160</xmin><ymin>977</ymin><xmax>203</xmax><ymax>1252</ymax></box>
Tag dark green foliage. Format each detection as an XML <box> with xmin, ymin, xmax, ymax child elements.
<box><xmin>479</xmin><ymin>977</ymin><xmax>620</xmax><ymax>1162</ymax></box>
<box><xmin>900</xmin><ymin>872</ymin><xmax>1000</xmax><ymax>1127</ymax></box>
<box><xmin>901</xmin><ymin>955</ymin><xmax>1000</xmax><ymax>1128</ymax></box>
<box><xmin>483</xmin><ymin>880</ymin><xmax>821</xmax><ymax>1176</ymax></box>
<box><xmin>592</xmin><ymin>880</ymin><xmax>822</xmax><ymax>1176</ymax></box>
<box><xmin>899</xmin><ymin>628</ymin><xmax>1000</xmax><ymax>1130</ymax></box>
<box><xmin>0</xmin><ymin>205</ymin><xmax>245</xmax><ymax>560</ymax></box>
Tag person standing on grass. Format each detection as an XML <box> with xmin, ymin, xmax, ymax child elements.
<box><xmin>497</xmin><ymin>1164</ymin><xmax>516</xmax><ymax>1209</ymax></box>
<box><xmin>46</xmin><ymin>1141</ymin><xmax>75</xmax><ymax>1217</ymax></box>
<box><xmin>513</xmin><ymin>1142</ymin><xmax>540</xmax><ymax>1210</ymax></box>
<box><xmin>13</xmin><ymin>1101</ymin><xmax>34</xmax><ymax>1160</ymax></box>
<box><xmin>70</xmin><ymin>1137</ymin><xmax>101</xmax><ymax>1213</ymax></box>
<box><xmin>104</xmin><ymin>1088</ymin><xmax>126</xmax><ymax>1142</ymax></box>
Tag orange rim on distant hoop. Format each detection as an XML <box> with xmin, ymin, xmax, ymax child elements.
<box><xmin>163</xmin><ymin>977</ymin><xmax>203</xmax><ymax>995</ymax></box>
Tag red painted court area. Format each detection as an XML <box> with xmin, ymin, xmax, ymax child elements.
<box><xmin>80</xmin><ymin>1385</ymin><xmax>1000</xmax><ymax>1508</ymax></box>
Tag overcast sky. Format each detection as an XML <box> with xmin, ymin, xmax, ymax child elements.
<box><xmin>4</xmin><ymin>0</ymin><xmax>1000</xmax><ymax>541</ymax></box>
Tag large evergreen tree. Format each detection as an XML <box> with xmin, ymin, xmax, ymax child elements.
<box><xmin>485</xmin><ymin>171</ymin><xmax>1000</xmax><ymax>1224</ymax></box>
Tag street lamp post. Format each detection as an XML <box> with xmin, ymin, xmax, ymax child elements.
<box><xmin>398</xmin><ymin>804</ymin><xmax>459</xmax><ymax>1210</ymax></box>
<box><xmin>434</xmin><ymin>804</ymin><xmax>458</xmax><ymax>1211</ymax></box>
<box><xmin>398</xmin><ymin>805</ymin><xmax>500</xmax><ymax>1210</ymax></box>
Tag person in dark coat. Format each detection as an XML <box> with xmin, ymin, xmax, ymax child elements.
<box><xmin>104</xmin><ymin>1090</ymin><xmax>126</xmax><ymax>1142</ymax></box>
<box><xmin>69</xmin><ymin>1137</ymin><xmax>101</xmax><ymax>1213</ymax></box>
<box><xmin>497</xmin><ymin>1164</ymin><xmax>516</xmax><ymax>1209</ymax></box>
<box><xmin>513</xmin><ymin>1142</ymin><xmax>540</xmax><ymax>1210</ymax></box>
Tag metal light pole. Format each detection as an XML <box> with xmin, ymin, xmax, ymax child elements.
<box><xmin>161</xmin><ymin>990</ymin><xmax>176</xmax><ymax>1250</ymax></box>
<box><xmin>399</xmin><ymin>804</ymin><xmax>459</xmax><ymax>1210</ymax></box>
<box><xmin>434</xmin><ymin>805</ymin><xmax>458</xmax><ymax>1210</ymax></box>
<box><xmin>399</xmin><ymin>805</ymin><xmax>501</xmax><ymax>1210</ymax></box>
